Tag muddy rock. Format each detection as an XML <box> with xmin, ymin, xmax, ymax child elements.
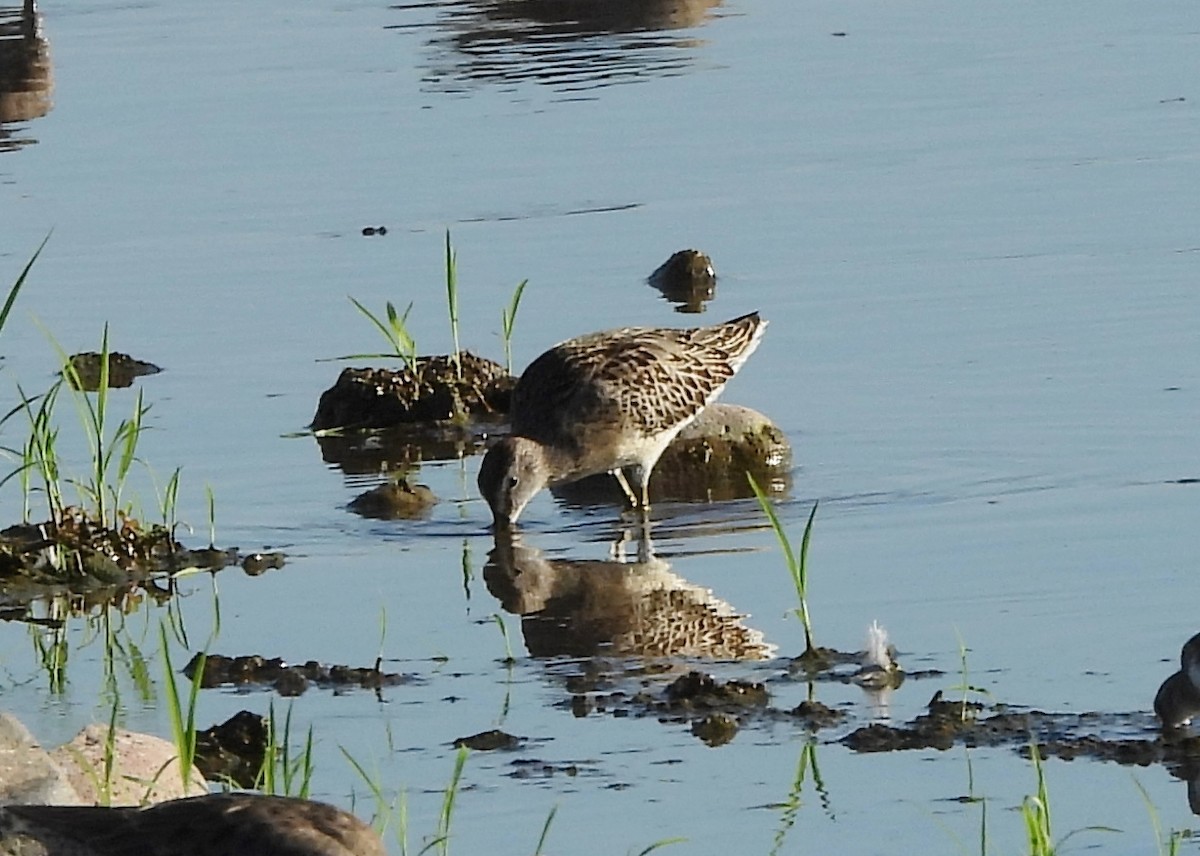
<box><xmin>347</xmin><ymin>479</ymin><xmax>437</xmax><ymax>520</ymax></box>
<box><xmin>648</xmin><ymin>249</ymin><xmax>716</xmax><ymax>314</ymax></box>
<box><xmin>452</xmin><ymin>729</ymin><xmax>521</xmax><ymax>751</ymax></box>
<box><xmin>311</xmin><ymin>353</ymin><xmax>514</xmax><ymax>430</ymax></box>
<box><xmin>184</xmin><ymin>653</ymin><xmax>408</xmax><ymax>695</ymax></box>
<box><xmin>193</xmin><ymin>711</ymin><xmax>268</xmax><ymax>789</ymax></box>
<box><xmin>63</xmin><ymin>352</ymin><xmax>162</xmax><ymax>391</ymax></box>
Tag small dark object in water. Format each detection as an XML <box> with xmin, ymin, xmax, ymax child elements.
<box><xmin>453</xmin><ymin>729</ymin><xmax>521</xmax><ymax>750</ymax></box>
<box><xmin>242</xmin><ymin>551</ymin><xmax>286</xmax><ymax>576</ymax></box>
<box><xmin>348</xmin><ymin>478</ymin><xmax>436</xmax><ymax>520</ymax></box>
<box><xmin>64</xmin><ymin>351</ymin><xmax>162</xmax><ymax>390</ymax></box>
<box><xmin>361</xmin><ymin>226</ymin><xmax>388</xmax><ymax>236</ymax></box>
<box><xmin>193</xmin><ymin>710</ymin><xmax>268</xmax><ymax>788</ymax></box>
<box><xmin>648</xmin><ymin>249</ymin><xmax>716</xmax><ymax>314</ymax></box>
<box><xmin>184</xmin><ymin>652</ymin><xmax>407</xmax><ymax>694</ymax></box>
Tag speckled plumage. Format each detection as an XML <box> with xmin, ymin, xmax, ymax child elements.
<box><xmin>0</xmin><ymin>793</ymin><xmax>385</xmax><ymax>856</ymax></box>
<box><xmin>478</xmin><ymin>312</ymin><xmax>766</xmax><ymax>526</ymax></box>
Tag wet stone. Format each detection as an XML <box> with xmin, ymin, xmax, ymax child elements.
<box><xmin>64</xmin><ymin>351</ymin><xmax>162</xmax><ymax>390</ymax></box>
<box><xmin>184</xmin><ymin>653</ymin><xmax>407</xmax><ymax>695</ymax></box>
<box><xmin>648</xmin><ymin>249</ymin><xmax>716</xmax><ymax>314</ymax></box>
<box><xmin>347</xmin><ymin>479</ymin><xmax>437</xmax><ymax>520</ymax></box>
<box><xmin>453</xmin><ymin>729</ymin><xmax>521</xmax><ymax>751</ymax></box>
<box><xmin>193</xmin><ymin>711</ymin><xmax>268</xmax><ymax>789</ymax></box>
<box><xmin>311</xmin><ymin>352</ymin><xmax>514</xmax><ymax>430</ymax></box>
<box><xmin>241</xmin><ymin>552</ymin><xmax>286</xmax><ymax>576</ymax></box>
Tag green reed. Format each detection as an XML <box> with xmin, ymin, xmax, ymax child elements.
<box><xmin>0</xmin><ymin>232</ymin><xmax>49</xmax><ymax>337</ymax></box>
<box><xmin>501</xmin><ymin>278</ymin><xmax>528</xmax><ymax>375</ymax></box>
<box><xmin>747</xmin><ymin>473</ymin><xmax>817</xmax><ymax>654</ymax></box>
<box><xmin>344</xmin><ymin>296</ymin><xmax>419</xmax><ymax>371</ymax></box>
<box><xmin>258</xmin><ymin>701</ymin><xmax>315</xmax><ymax>798</ymax></box>
<box><xmin>1134</xmin><ymin>776</ymin><xmax>1184</xmax><ymax>856</ymax></box>
<box><xmin>444</xmin><ymin>230</ymin><xmax>462</xmax><ymax>381</ymax></box>
<box><xmin>1020</xmin><ymin>741</ymin><xmax>1115</xmax><ymax>855</ymax></box>
<box><xmin>159</xmin><ymin>622</ymin><xmax>204</xmax><ymax>795</ymax></box>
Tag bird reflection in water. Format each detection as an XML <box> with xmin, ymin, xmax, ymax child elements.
<box><xmin>483</xmin><ymin>528</ymin><xmax>772</xmax><ymax>661</ymax></box>
<box><xmin>0</xmin><ymin>0</ymin><xmax>52</xmax><ymax>152</ymax></box>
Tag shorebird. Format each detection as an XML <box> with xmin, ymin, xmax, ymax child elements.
<box><xmin>478</xmin><ymin>311</ymin><xmax>766</xmax><ymax>527</ymax></box>
<box><xmin>1155</xmin><ymin>632</ymin><xmax>1200</xmax><ymax>729</ymax></box>
<box><xmin>0</xmin><ymin>793</ymin><xmax>385</xmax><ymax>856</ymax></box>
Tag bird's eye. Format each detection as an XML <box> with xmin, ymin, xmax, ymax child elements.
<box><xmin>507</xmin><ymin>476</ymin><xmax>519</xmax><ymax>489</ymax></box>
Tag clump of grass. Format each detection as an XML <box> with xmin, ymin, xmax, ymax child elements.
<box><xmin>341</xmin><ymin>297</ymin><xmax>419</xmax><ymax>371</ymax></box>
<box><xmin>258</xmin><ymin>701</ymin><xmax>315</xmax><ymax>798</ymax></box>
<box><xmin>747</xmin><ymin>474</ymin><xmax>817</xmax><ymax>655</ymax></box>
<box><xmin>500</xmin><ymin>278</ymin><xmax>528</xmax><ymax>375</ymax></box>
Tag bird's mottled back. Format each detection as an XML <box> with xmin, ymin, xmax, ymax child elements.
<box><xmin>512</xmin><ymin>312</ymin><xmax>765</xmax><ymax>445</ymax></box>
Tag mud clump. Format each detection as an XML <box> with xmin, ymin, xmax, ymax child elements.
<box><xmin>347</xmin><ymin>479</ymin><xmax>437</xmax><ymax>519</ymax></box>
<box><xmin>453</xmin><ymin>729</ymin><xmax>521</xmax><ymax>751</ymax></box>
<box><xmin>184</xmin><ymin>654</ymin><xmax>408</xmax><ymax>696</ymax></box>
<box><xmin>64</xmin><ymin>351</ymin><xmax>162</xmax><ymax>390</ymax></box>
<box><xmin>194</xmin><ymin>711</ymin><xmax>268</xmax><ymax>788</ymax></box>
<box><xmin>311</xmin><ymin>353</ymin><xmax>514</xmax><ymax>430</ymax></box>
<box><xmin>648</xmin><ymin>249</ymin><xmax>716</xmax><ymax>314</ymax></box>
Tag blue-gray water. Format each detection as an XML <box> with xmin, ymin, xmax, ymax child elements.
<box><xmin>2</xmin><ymin>0</ymin><xmax>1199</xmax><ymax>852</ymax></box>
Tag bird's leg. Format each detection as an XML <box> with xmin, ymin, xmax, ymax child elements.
<box><xmin>610</xmin><ymin>467</ymin><xmax>640</xmax><ymax>507</ymax></box>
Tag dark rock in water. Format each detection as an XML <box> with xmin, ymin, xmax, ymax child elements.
<box><xmin>64</xmin><ymin>351</ymin><xmax>162</xmax><ymax>390</ymax></box>
<box><xmin>241</xmin><ymin>552</ymin><xmax>286</xmax><ymax>576</ymax></box>
<box><xmin>452</xmin><ymin>729</ymin><xmax>521</xmax><ymax>751</ymax></box>
<box><xmin>193</xmin><ymin>711</ymin><xmax>268</xmax><ymax>788</ymax></box>
<box><xmin>311</xmin><ymin>352</ymin><xmax>514</xmax><ymax>430</ymax></box>
<box><xmin>556</xmin><ymin>402</ymin><xmax>791</xmax><ymax>504</ymax></box>
<box><xmin>347</xmin><ymin>478</ymin><xmax>436</xmax><ymax>520</ymax></box>
<box><xmin>184</xmin><ymin>653</ymin><xmax>407</xmax><ymax>695</ymax></box>
<box><xmin>648</xmin><ymin>249</ymin><xmax>716</xmax><ymax>314</ymax></box>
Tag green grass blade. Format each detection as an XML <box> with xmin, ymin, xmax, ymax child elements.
<box><xmin>0</xmin><ymin>232</ymin><xmax>50</xmax><ymax>336</ymax></box>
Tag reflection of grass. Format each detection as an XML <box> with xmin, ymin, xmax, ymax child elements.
<box><xmin>770</xmin><ymin>736</ymin><xmax>831</xmax><ymax>856</ymax></box>
<box><xmin>747</xmin><ymin>473</ymin><xmax>817</xmax><ymax>654</ymax></box>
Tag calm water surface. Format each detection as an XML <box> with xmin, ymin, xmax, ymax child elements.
<box><xmin>1</xmin><ymin>0</ymin><xmax>1199</xmax><ymax>852</ymax></box>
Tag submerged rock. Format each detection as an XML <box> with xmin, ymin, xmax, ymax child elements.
<box><xmin>648</xmin><ymin>249</ymin><xmax>716</xmax><ymax>314</ymax></box>
<box><xmin>63</xmin><ymin>351</ymin><xmax>162</xmax><ymax>390</ymax></box>
<box><xmin>347</xmin><ymin>478</ymin><xmax>436</xmax><ymax>520</ymax></box>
